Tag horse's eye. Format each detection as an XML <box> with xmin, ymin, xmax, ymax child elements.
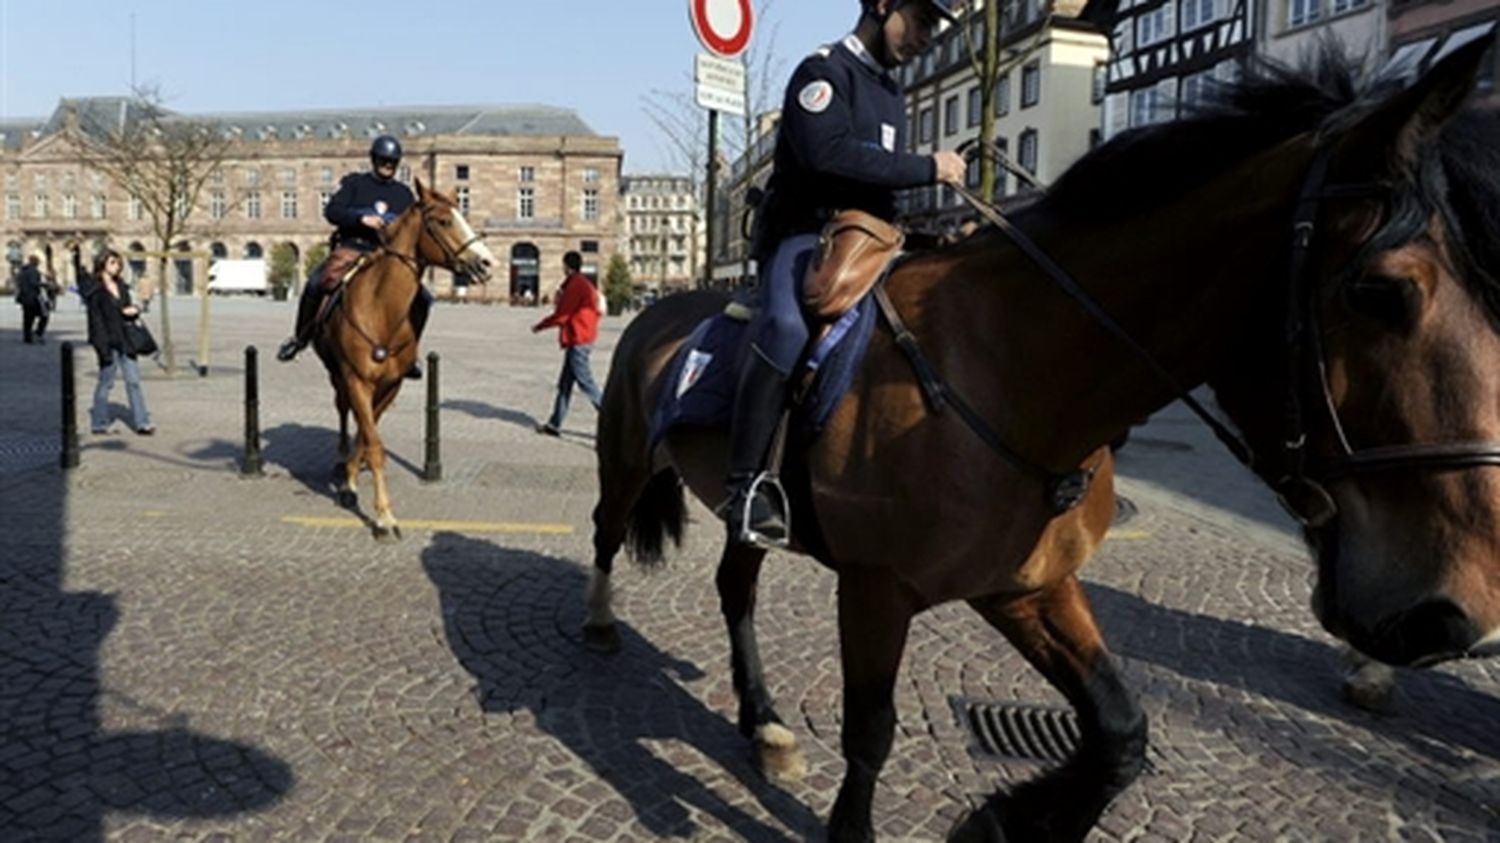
<box><xmin>439</xmin><ymin>218</ymin><xmax>452</xmax><ymax>227</ymax></box>
<box><xmin>1343</xmin><ymin>274</ymin><xmax>1419</xmax><ymax>327</ymax></box>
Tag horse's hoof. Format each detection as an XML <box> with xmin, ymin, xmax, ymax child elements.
<box><xmin>373</xmin><ymin>525</ymin><xmax>400</xmax><ymax>544</ymax></box>
<box><xmin>337</xmin><ymin>490</ymin><xmax>357</xmax><ymax>509</ymax></box>
<box><xmin>582</xmin><ymin>623</ymin><xmax>621</xmax><ymax>654</ymax></box>
<box><xmin>754</xmin><ymin>723</ymin><xmax>807</xmax><ymax>783</ymax></box>
<box><xmin>1343</xmin><ymin>673</ymin><xmax>1395</xmax><ymax>713</ymax></box>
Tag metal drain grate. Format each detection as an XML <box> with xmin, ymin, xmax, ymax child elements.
<box><xmin>954</xmin><ymin>698</ymin><xmax>1081</xmax><ymax>764</ymax></box>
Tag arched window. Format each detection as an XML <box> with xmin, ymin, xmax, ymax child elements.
<box><xmin>244</xmin><ymin>242</ymin><xmax>263</xmax><ymax>259</ymax></box>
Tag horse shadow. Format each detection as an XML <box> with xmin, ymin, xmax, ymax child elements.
<box><xmin>420</xmin><ymin>532</ymin><xmax>822</xmax><ymax>840</ymax></box>
<box><xmin>242</xmin><ymin>422</ymin><xmax>421</xmax><ymax>503</ymax></box>
<box><xmin>0</xmin><ymin>331</ymin><xmax>294</xmax><ymax>838</ymax></box>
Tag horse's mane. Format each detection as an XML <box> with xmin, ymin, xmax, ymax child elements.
<box><xmin>975</xmin><ymin>47</ymin><xmax>1500</xmax><ymax>325</ymax></box>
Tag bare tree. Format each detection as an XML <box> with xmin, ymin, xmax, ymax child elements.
<box><xmin>69</xmin><ymin>85</ymin><xmax>237</xmax><ymax>376</ymax></box>
<box><xmin>963</xmin><ymin>0</ymin><xmax>1053</xmax><ymax>199</ymax></box>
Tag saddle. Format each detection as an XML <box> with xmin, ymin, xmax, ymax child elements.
<box><xmin>802</xmin><ymin>210</ymin><xmax>905</xmax><ymax>322</ymax></box>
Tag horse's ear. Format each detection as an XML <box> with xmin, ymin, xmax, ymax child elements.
<box><xmin>414</xmin><ymin>177</ymin><xmax>429</xmax><ymax>201</ymax></box>
<box><xmin>1335</xmin><ymin>34</ymin><xmax>1489</xmax><ymax>172</ymax></box>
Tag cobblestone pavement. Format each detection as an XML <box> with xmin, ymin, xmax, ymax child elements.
<box><xmin>1</xmin><ymin>297</ymin><xmax>1496</xmax><ymax>841</ymax></box>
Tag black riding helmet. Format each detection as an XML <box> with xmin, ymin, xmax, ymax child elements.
<box><xmin>862</xmin><ymin>0</ymin><xmax>959</xmax><ymax>23</ymax></box>
<box><xmin>370</xmin><ymin>134</ymin><xmax>403</xmax><ymax>167</ymax></box>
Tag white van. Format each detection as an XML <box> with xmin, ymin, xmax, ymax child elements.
<box><xmin>207</xmin><ymin>259</ymin><xmax>269</xmax><ymax>295</ymax></box>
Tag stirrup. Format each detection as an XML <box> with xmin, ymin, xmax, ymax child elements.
<box><xmin>727</xmin><ymin>472</ymin><xmax>791</xmax><ymax>549</ymax></box>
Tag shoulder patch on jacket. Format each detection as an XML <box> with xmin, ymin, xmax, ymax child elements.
<box><xmin>798</xmin><ymin>80</ymin><xmax>835</xmax><ymax>114</ymax></box>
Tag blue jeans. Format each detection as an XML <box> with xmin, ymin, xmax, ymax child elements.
<box><xmin>547</xmin><ymin>344</ymin><xmax>603</xmax><ymax>429</ymax></box>
<box><xmin>92</xmin><ymin>350</ymin><xmax>152</xmax><ymax>431</ymax></box>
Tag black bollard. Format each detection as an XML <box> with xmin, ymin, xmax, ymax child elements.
<box><xmin>241</xmin><ymin>346</ymin><xmax>265</xmax><ymax>477</ymax></box>
<box><xmin>60</xmin><ymin>342</ymin><xmax>79</xmax><ymax>470</ymax></box>
<box><xmin>422</xmin><ymin>351</ymin><xmax>441</xmax><ymax>483</ymax></box>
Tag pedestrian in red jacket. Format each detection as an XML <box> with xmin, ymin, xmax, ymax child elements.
<box><xmin>532</xmin><ymin>251</ymin><xmax>603</xmax><ymax>435</ymax></box>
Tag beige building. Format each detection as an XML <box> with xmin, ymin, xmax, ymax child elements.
<box><xmin>1259</xmin><ymin>0</ymin><xmax>1387</xmax><ymax>70</ymax></box>
<box><xmin>710</xmin><ymin>110</ymin><xmax>780</xmax><ymax>287</ymax></box>
<box><xmin>900</xmin><ymin>0</ymin><xmax>1110</xmax><ymax>232</ymax></box>
<box><xmin>620</xmin><ymin>174</ymin><xmax>704</xmax><ymax>295</ymax></box>
<box><xmin>1</xmin><ymin>97</ymin><xmax>622</xmax><ymax>304</ymax></box>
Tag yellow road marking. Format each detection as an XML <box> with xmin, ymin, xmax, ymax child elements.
<box><xmin>143</xmin><ymin>510</ymin><xmax>167</xmax><ymax>518</ymax></box>
<box><xmin>281</xmin><ymin>516</ymin><xmax>574</xmax><ymax>535</ymax></box>
<box><xmin>1106</xmin><ymin>530</ymin><xmax>1152</xmax><ymax>541</ymax></box>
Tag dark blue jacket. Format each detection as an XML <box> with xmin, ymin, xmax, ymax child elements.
<box><xmin>324</xmin><ymin>172</ymin><xmax>415</xmax><ymax>251</ymax></box>
<box><xmin>759</xmin><ymin>36</ymin><xmax>934</xmax><ymax>248</ymax></box>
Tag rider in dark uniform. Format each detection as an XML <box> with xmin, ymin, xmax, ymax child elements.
<box><xmin>276</xmin><ymin>134</ymin><xmax>433</xmax><ymax>378</ymax></box>
<box><xmin>724</xmin><ymin>0</ymin><xmax>966</xmax><ymax>547</ymax></box>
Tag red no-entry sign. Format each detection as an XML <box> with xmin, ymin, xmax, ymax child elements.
<box><xmin>690</xmin><ymin>0</ymin><xmax>754</xmax><ymax>58</ymax></box>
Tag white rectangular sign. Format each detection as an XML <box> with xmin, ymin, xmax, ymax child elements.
<box><xmin>695</xmin><ymin>52</ymin><xmax>746</xmax><ymax>91</ymax></box>
<box><xmin>696</xmin><ymin>84</ymin><xmax>746</xmax><ymax>115</ymax></box>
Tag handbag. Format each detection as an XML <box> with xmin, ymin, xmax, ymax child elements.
<box><xmin>123</xmin><ymin>319</ymin><xmax>158</xmax><ymax>356</ymax></box>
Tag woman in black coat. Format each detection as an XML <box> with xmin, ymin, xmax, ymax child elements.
<box><xmin>85</xmin><ymin>249</ymin><xmax>154</xmax><ymax>435</ymax></box>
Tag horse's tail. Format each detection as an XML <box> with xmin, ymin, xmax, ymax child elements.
<box><xmin>625</xmin><ymin>469</ymin><xmax>686</xmax><ymax>568</ymax></box>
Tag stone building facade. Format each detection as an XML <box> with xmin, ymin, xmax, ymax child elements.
<box><xmin>619</xmin><ymin>174</ymin><xmax>704</xmax><ymax>295</ymax></box>
<box><xmin>0</xmin><ymin>97</ymin><xmax>623</xmax><ymax>304</ymax></box>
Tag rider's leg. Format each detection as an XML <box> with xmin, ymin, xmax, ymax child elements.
<box><xmin>277</xmin><ymin>276</ymin><xmax>324</xmax><ymax>361</ymax></box>
<box><xmin>723</xmin><ymin>233</ymin><xmax>817</xmax><ymax>547</ymax></box>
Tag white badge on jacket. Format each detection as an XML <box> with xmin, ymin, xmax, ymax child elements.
<box><xmin>881</xmin><ymin>123</ymin><xmax>896</xmax><ymax>152</ymax></box>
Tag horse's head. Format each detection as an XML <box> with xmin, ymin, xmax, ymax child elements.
<box><xmin>1219</xmin><ymin>40</ymin><xmax>1500</xmax><ymax>667</ymax></box>
<box><xmin>410</xmin><ymin>179</ymin><xmax>496</xmax><ymax>283</ymax></box>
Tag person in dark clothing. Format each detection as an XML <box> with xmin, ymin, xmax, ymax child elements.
<box><xmin>532</xmin><ymin>251</ymin><xmax>603</xmax><ymax>436</ymax></box>
<box><xmin>722</xmin><ymin>0</ymin><xmax>966</xmax><ymax>547</ymax></box>
<box><xmin>15</xmin><ymin>255</ymin><xmax>49</xmax><ymax>343</ymax></box>
<box><xmin>276</xmin><ymin>134</ymin><xmax>431</xmax><ymax>378</ymax></box>
<box><xmin>84</xmin><ymin>250</ymin><xmax>154</xmax><ymax>435</ymax></box>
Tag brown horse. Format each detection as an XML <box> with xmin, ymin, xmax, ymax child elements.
<box><xmin>313</xmin><ymin>180</ymin><xmax>495</xmax><ymax>541</ymax></box>
<box><xmin>585</xmin><ymin>43</ymin><xmax>1500</xmax><ymax>842</ymax></box>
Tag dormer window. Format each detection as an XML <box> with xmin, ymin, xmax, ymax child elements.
<box><xmin>406</xmin><ymin>121</ymin><xmax>425</xmax><ymax>135</ymax></box>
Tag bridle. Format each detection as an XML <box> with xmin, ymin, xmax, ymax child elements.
<box><xmin>933</xmin><ymin>140</ymin><xmax>1500</xmax><ymax>523</ymax></box>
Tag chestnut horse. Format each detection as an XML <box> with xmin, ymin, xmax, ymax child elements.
<box><xmin>313</xmin><ymin>180</ymin><xmax>495</xmax><ymax>541</ymax></box>
<box><xmin>585</xmin><ymin>43</ymin><xmax>1500</xmax><ymax>842</ymax></box>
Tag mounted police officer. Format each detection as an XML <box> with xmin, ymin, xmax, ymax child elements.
<box><xmin>723</xmin><ymin>0</ymin><xmax>967</xmax><ymax>547</ymax></box>
<box><xmin>276</xmin><ymin>134</ymin><xmax>433</xmax><ymax>379</ymax></box>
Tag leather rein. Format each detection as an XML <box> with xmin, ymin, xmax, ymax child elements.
<box><xmin>877</xmin><ymin>149</ymin><xmax>1500</xmax><ymax>521</ymax></box>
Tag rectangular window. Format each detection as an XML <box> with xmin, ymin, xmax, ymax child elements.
<box><xmin>518</xmin><ymin>186</ymin><xmax>535</xmax><ymax>220</ymax></box>
<box><xmin>62</xmin><ymin>194</ymin><xmax>77</xmax><ymax>219</ymax></box>
<box><xmin>1092</xmin><ymin>61</ymin><xmax>1108</xmax><ymax>104</ymax></box>
<box><xmin>519</xmin><ymin>166</ymin><xmax>536</xmax><ymax>183</ymax></box>
<box><xmin>944</xmin><ymin>95</ymin><xmax>960</xmax><ymax>136</ymax></box>
<box><xmin>245</xmin><ymin>168</ymin><xmax>260</xmax><ymax>187</ymax></box>
<box><xmin>1137</xmin><ymin>3</ymin><xmax>1177</xmax><ymax>46</ymax></box>
<box><xmin>1181</xmin><ymin>0</ymin><xmax>1219</xmax><ymax>31</ymax></box>
<box><xmin>994</xmin><ymin>137</ymin><xmax>1009</xmax><ymax>198</ymax></box>
<box><xmin>1181</xmin><ymin>68</ymin><xmax>1215</xmax><ymax>109</ymax></box>
<box><xmin>1329</xmin><ymin>0</ymin><xmax>1366</xmax><ymax>14</ymax></box>
<box><xmin>246</xmin><ymin>191</ymin><xmax>262</xmax><ymax>220</ymax></box>
<box><xmin>321</xmin><ymin>167</ymin><xmax>335</xmax><ymax>185</ymax></box>
<box><xmin>34</xmin><ymin>194</ymin><xmax>48</xmax><ymax>218</ymax></box>
<box><xmin>210</xmin><ymin>167</ymin><xmax>224</xmax><ymax>185</ymax></box>
<box><xmin>583</xmin><ymin>188</ymin><xmax>600</xmax><ymax>221</ymax></box>
<box><xmin>995</xmin><ymin>75</ymin><xmax>1011</xmax><ymax>117</ymax></box>
<box><xmin>34</xmin><ymin>174</ymin><xmax>47</xmax><ymax>191</ymax></box>
<box><xmin>456</xmin><ymin>186</ymin><xmax>470</xmax><ymax>214</ymax></box>
<box><xmin>93</xmin><ymin>193</ymin><xmax>106</xmax><ymax>219</ymax></box>
<box><xmin>919</xmin><ymin>107</ymin><xmax>935</xmax><ymax>144</ymax></box>
<box><xmin>967</xmin><ymin>87</ymin><xmax>983</xmax><ymax>128</ymax></box>
<box><xmin>583</xmin><ymin>167</ymin><xmax>600</xmax><ymax>183</ymax></box>
<box><xmin>1021</xmin><ymin>63</ymin><xmax>1041</xmax><ymax>108</ymax></box>
<box><xmin>280</xmin><ymin>167</ymin><xmax>296</xmax><ymax>187</ymax></box>
<box><xmin>319</xmin><ymin>190</ymin><xmax>333</xmax><ymax>211</ymax></box>
<box><xmin>1286</xmin><ymin>0</ymin><xmax>1320</xmax><ymax>28</ymax></box>
<box><xmin>210</xmin><ymin>190</ymin><xmax>226</xmax><ymax>220</ymax></box>
<box><xmin>5</xmin><ymin>194</ymin><xmax>19</xmax><ymax>220</ymax></box>
<box><xmin>1019</xmin><ymin>129</ymin><xmax>1039</xmax><ymax>176</ymax></box>
<box><xmin>398</xmin><ymin>165</ymin><xmax>412</xmax><ymax>184</ymax></box>
<box><xmin>455</xmin><ymin>164</ymin><xmax>470</xmax><ymax>181</ymax></box>
<box><xmin>964</xmin><ymin>157</ymin><xmax>981</xmax><ymax>189</ymax></box>
<box><xmin>281</xmin><ymin>190</ymin><xmax>298</xmax><ymax>219</ymax></box>
<box><xmin>581</xmin><ymin>240</ymin><xmax>599</xmax><ymax>253</ymax></box>
<box><xmin>129</xmin><ymin>196</ymin><xmax>143</xmax><ymax>220</ymax></box>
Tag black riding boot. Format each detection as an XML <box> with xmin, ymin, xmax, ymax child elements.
<box><xmin>404</xmin><ymin>287</ymin><xmax>433</xmax><ymax>379</ymax></box>
<box><xmin>277</xmin><ymin>288</ymin><xmax>323</xmax><ymax>361</ymax></box>
<box><xmin>722</xmin><ymin>354</ymin><xmax>791</xmax><ymax>547</ymax></box>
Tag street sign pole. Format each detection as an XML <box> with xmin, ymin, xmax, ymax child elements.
<box><xmin>705</xmin><ymin>109</ymin><xmax>719</xmax><ymax>289</ymax></box>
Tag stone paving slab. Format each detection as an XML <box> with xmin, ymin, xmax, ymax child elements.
<box><xmin>0</xmin><ymin>298</ymin><xmax>1496</xmax><ymax>841</ymax></box>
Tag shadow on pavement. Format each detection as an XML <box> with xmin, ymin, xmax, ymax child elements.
<box><xmin>421</xmin><ymin>531</ymin><xmax>821</xmax><ymax>840</ymax></box>
<box><xmin>0</xmin><ymin>330</ymin><xmax>294</xmax><ymax>838</ymax></box>
<box><xmin>442</xmin><ymin>398</ymin><xmax>539</xmax><ymax>431</ymax></box>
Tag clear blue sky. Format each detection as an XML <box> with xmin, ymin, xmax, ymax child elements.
<box><xmin>0</xmin><ymin>0</ymin><xmax>859</xmax><ymax>173</ymax></box>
